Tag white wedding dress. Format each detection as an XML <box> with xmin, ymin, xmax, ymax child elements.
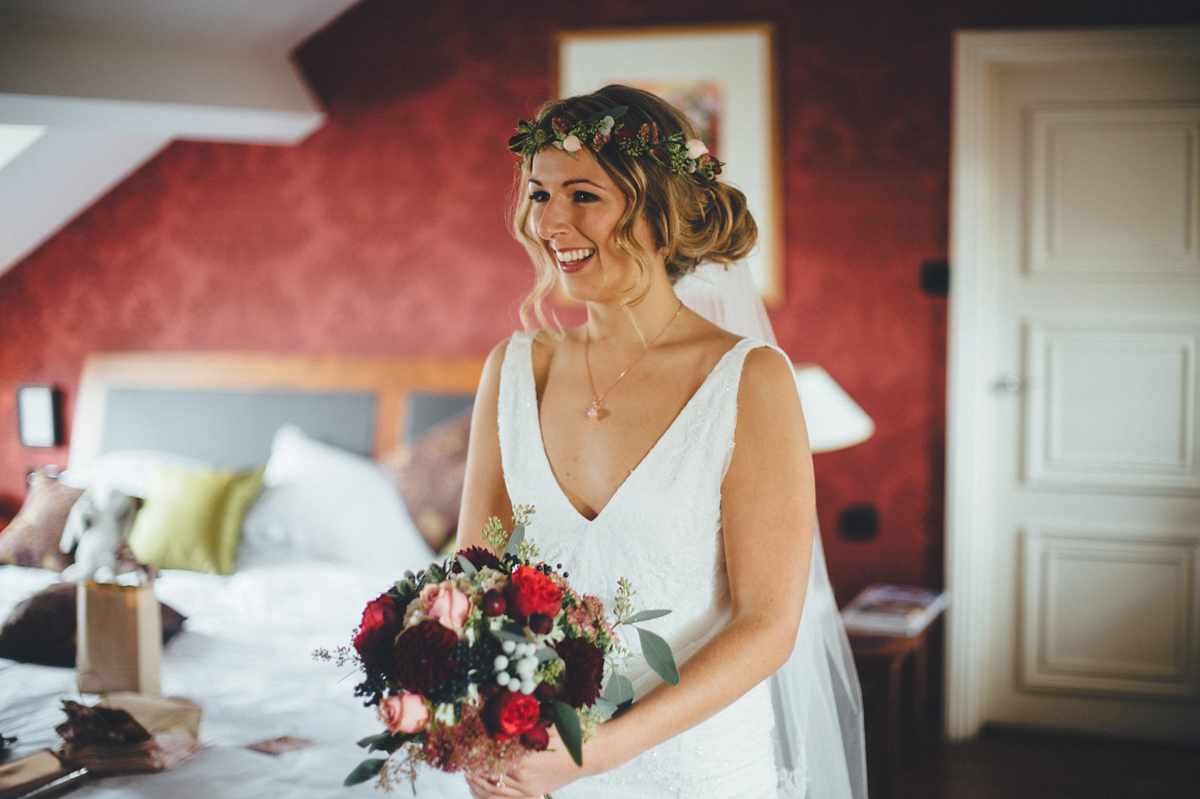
<box><xmin>498</xmin><ymin>331</ymin><xmax>782</xmax><ymax>798</ymax></box>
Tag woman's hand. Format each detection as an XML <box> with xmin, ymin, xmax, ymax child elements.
<box><xmin>464</xmin><ymin>726</ymin><xmax>592</xmax><ymax>798</ymax></box>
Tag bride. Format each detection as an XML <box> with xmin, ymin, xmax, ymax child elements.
<box><xmin>458</xmin><ymin>85</ymin><xmax>865</xmax><ymax>799</ymax></box>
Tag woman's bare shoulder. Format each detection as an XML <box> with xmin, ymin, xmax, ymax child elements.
<box><xmin>738</xmin><ymin>344</ymin><xmax>801</xmax><ymax>419</ymax></box>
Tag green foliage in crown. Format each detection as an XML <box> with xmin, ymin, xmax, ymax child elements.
<box><xmin>508</xmin><ymin>105</ymin><xmax>724</xmax><ymax>182</ymax></box>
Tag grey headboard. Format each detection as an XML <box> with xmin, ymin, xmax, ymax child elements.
<box><xmin>68</xmin><ymin>352</ymin><xmax>485</xmax><ymax>469</ymax></box>
<box><xmin>98</xmin><ymin>387</ymin><xmax>379</xmax><ymax>468</ymax></box>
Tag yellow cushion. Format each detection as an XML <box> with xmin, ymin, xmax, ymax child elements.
<box><xmin>128</xmin><ymin>466</ymin><xmax>263</xmax><ymax>575</ymax></box>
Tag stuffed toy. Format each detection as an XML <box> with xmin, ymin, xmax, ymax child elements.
<box><xmin>59</xmin><ymin>485</ymin><xmax>138</xmax><ymax>583</ymax></box>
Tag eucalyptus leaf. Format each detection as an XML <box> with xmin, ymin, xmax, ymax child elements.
<box><xmin>636</xmin><ymin>627</ymin><xmax>680</xmax><ymax>686</ymax></box>
<box><xmin>591</xmin><ymin>696</ymin><xmax>618</xmax><ymax>720</ymax></box>
<box><xmin>503</xmin><ymin>524</ymin><xmax>525</xmax><ymax>559</ymax></box>
<box><xmin>536</xmin><ymin>647</ymin><xmax>561</xmax><ymax>663</ymax></box>
<box><xmin>552</xmin><ymin>701</ymin><xmax>584</xmax><ymax>767</ymax></box>
<box><xmin>455</xmin><ymin>554</ymin><xmax>477</xmax><ymax>576</ymax></box>
<box><xmin>603</xmin><ymin>673</ymin><xmax>634</xmax><ymax>707</ymax></box>
<box><xmin>356</xmin><ymin>732</ymin><xmax>390</xmax><ymax>750</ymax></box>
<box><xmin>343</xmin><ymin>758</ymin><xmax>386</xmax><ymax>787</ymax></box>
<box><xmin>491</xmin><ymin>628</ymin><xmax>535</xmax><ymax>644</ymax></box>
<box><xmin>626</xmin><ymin>609</ymin><xmax>672</xmax><ymax>623</ymax></box>
<box><xmin>583</xmin><ymin>105</ymin><xmax>627</xmax><ymax>124</ymax></box>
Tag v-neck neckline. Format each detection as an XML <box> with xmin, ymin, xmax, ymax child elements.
<box><xmin>526</xmin><ymin>337</ymin><xmax>748</xmax><ymax>525</ymax></box>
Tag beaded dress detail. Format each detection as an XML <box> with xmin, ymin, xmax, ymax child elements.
<box><xmin>497</xmin><ymin>331</ymin><xmax>781</xmax><ymax>799</ymax></box>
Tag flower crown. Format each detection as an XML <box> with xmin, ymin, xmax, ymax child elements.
<box><xmin>508</xmin><ymin>105</ymin><xmax>724</xmax><ymax>182</ymax></box>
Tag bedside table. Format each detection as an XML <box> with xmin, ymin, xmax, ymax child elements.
<box><xmin>849</xmin><ymin>618</ymin><xmax>941</xmax><ymax>799</ymax></box>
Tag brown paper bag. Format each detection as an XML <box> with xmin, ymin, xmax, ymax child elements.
<box><xmin>76</xmin><ymin>581</ymin><xmax>162</xmax><ymax>695</ymax></box>
<box><xmin>0</xmin><ymin>750</ymin><xmax>80</xmax><ymax>799</ymax></box>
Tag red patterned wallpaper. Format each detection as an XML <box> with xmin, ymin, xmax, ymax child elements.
<box><xmin>1</xmin><ymin>0</ymin><xmax>1195</xmax><ymax>601</ymax></box>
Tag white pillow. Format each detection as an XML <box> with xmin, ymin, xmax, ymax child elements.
<box><xmin>241</xmin><ymin>425</ymin><xmax>432</xmax><ymax>570</ymax></box>
<box><xmin>60</xmin><ymin>450</ymin><xmax>212</xmax><ymax>498</ymax></box>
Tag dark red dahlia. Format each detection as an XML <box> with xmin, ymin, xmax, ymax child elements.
<box><xmin>393</xmin><ymin>620</ymin><xmax>459</xmax><ymax>694</ymax></box>
<box><xmin>454</xmin><ymin>545</ymin><xmax>502</xmax><ymax>572</ymax></box>
<box><xmin>555</xmin><ymin>637</ymin><xmax>605</xmax><ymax>708</ymax></box>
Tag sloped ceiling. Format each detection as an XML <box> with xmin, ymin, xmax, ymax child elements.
<box><xmin>0</xmin><ymin>0</ymin><xmax>360</xmax><ymax>277</ymax></box>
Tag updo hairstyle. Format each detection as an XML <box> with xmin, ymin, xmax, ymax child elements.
<box><xmin>511</xmin><ymin>85</ymin><xmax>757</xmax><ymax>329</ymax></box>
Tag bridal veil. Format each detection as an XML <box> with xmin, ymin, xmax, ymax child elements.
<box><xmin>675</xmin><ymin>261</ymin><xmax>869</xmax><ymax>799</ymax></box>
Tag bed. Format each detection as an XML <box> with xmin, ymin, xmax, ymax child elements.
<box><xmin>0</xmin><ymin>351</ymin><xmax>486</xmax><ymax>798</ymax></box>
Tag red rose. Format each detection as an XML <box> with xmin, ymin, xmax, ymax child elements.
<box><xmin>503</xmin><ymin>565</ymin><xmax>564</xmax><ymax>623</ymax></box>
<box><xmin>353</xmin><ymin>594</ymin><xmax>402</xmax><ymax>668</ymax></box>
<box><xmin>555</xmin><ymin>637</ymin><xmax>605</xmax><ymax>708</ymax></box>
<box><xmin>483</xmin><ymin>689</ymin><xmax>541</xmax><ymax>740</ymax></box>
<box><xmin>392</xmin><ymin>620</ymin><xmax>459</xmax><ymax>694</ymax></box>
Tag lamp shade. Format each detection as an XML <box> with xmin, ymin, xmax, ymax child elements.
<box><xmin>793</xmin><ymin>365</ymin><xmax>874</xmax><ymax>453</ymax></box>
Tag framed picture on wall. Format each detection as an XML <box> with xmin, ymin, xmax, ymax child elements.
<box><xmin>556</xmin><ymin>23</ymin><xmax>783</xmax><ymax>306</ymax></box>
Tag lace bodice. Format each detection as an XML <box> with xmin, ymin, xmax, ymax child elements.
<box><xmin>497</xmin><ymin>331</ymin><xmax>780</xmax><ymax>799</ymax></box>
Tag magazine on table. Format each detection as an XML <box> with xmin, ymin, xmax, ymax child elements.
<box><xmin>840</xmin><ymin>584</ymin><xmax>949</xmax><ymax>637</ymax></box>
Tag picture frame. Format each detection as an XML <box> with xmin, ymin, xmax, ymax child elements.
<box><xmin>557</xmin><ymin>23</ymin><xmax>783</xmax><ymax>305</ymax></box>
<box><xmin>16</xmin><ymin>383</ymin><xmax>63</xmax><ymax>448</ymax></box>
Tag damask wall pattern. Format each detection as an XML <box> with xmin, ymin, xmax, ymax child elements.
<box><xmin>1</xmin><ymin>0</ymin><xmax>1194</xmax><ymax>600</ymax></box>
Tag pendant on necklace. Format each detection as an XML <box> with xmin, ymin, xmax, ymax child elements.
<box><xmin>587</xmin><ymin>401</ymin><xmax>608</xmax><ymax>422</ymax></box>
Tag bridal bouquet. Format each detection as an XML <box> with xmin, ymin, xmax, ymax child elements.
<box><xmin>317</xmin><ymin>507</ymin><xmax>677</xmax><ymax>791</ymax></box>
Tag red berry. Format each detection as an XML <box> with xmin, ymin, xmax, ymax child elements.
<box><xmin>528</xmin><ymin>613</ymin><xmax>553</xmax><ymax>635</ymax></box>
<box><xmin>482</xmin><ymin>589</ymin><xmax>506</xmax><ymax>617</ymax></box>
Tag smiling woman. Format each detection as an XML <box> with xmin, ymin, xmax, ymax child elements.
<box><xmin>453</xmin><ymin>85</ymin><xmax>864</xmax><ymax>799</ymax></box>
<box><xmin>508</xmin><ymin>85</ymin><xmax>756</xmax><ymax>332</ymax></box>
<box><xmin>525</xmin><ymin>147</ymin><xmax>659</xmax><ymax>303</ymax></box>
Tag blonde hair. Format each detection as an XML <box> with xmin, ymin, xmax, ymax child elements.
<box><xmin>510</xmin><ymin>85</ymin><xmax>757</xmax><ymax>331</ymax></box>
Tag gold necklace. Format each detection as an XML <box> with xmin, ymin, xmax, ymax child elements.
<box><xmin>584</xmin><ymin>300</ymin><xmax>684</xmax><ymax>422</ymax></box>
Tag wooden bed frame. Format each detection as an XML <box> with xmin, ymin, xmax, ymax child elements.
<box><xmin>68</xmin><ymin>351</ymin><xmax>487</xmax><ymax>467</ymax></box>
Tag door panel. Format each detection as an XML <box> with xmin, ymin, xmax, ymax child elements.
<box><xmin>1028</xmin><ymin>106</ymin><xmax>1200</xmax><ymax>277</ymax></box>
<box><xmin>1024</xmin><ymin>321</ymin><xmax>1199</xmax><ymax>491</ymax></box>
<box><xmin>1021</xmin><ymin>527</ymin><xmax>1200</xmax><ymax>699</ymax></box>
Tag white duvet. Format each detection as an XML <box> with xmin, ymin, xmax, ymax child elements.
<box><xmin>0</xmin><ymin>560</ymin><xmax>472</xmax><ymax>799</ymax></box>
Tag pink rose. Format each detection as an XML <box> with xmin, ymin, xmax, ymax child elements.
<box><xmin>420</xmin><ymin>581</ymin><xmax>470</xmax><ymax>630</ymax></box>
<box><xmin>377</xmin><ymin>692</ymin><xmax>429</xmax><ymax>734</ymax></box>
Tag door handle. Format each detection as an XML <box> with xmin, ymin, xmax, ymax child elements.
<box><xmin>994</xmin><ymin>372</ymin><xmax>1028</xmax><ymax>393</ymax></box>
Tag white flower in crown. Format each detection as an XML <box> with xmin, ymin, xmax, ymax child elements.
<box><xmin>599</xmin><ymin>116</ymin><xmax>615</xmax><ymax>136</ymax></box>
<box><xmin>562</xmin><ymin>135</ymin><xmax>583</xmax><ymax>153</ymax></box>
<box><xmin>685</xmin><ymin>138</ymin><xmax>709</xmax><ymax>159</ymax></box>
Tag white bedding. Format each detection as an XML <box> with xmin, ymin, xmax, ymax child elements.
<box><xmin>0</xmin><ymin>560</ymin><xmax>472</xmax><ymax>798</ymax></box>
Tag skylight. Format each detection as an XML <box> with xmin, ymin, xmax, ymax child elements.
<box><xmin>0</xmin><ymin>124</ymin><xmax>46</xmax><ymax>171</ymax></box>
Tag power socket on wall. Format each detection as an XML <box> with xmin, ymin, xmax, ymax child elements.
<box><xmin>837</xmin><ymin>504</ymin><xmax>879</xmax><ymax>542</ymax></box>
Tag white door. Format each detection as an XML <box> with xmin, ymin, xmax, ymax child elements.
<box><xmin>947</xmin><ymin>28</ymin><xmax>1200</xmax><ymax>745</ymax></box>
